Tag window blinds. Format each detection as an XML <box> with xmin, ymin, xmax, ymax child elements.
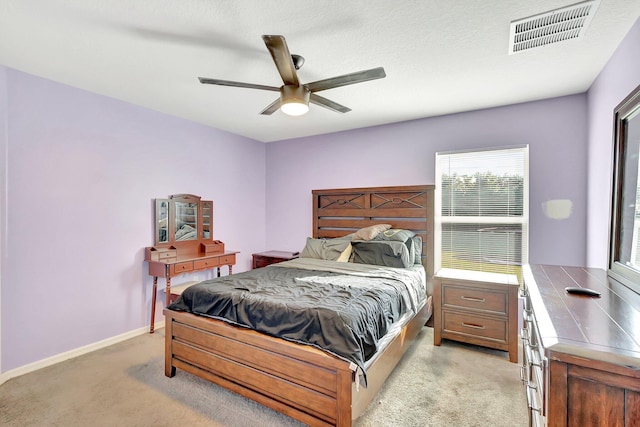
<box><xmin>435</xmin><ymin>146</ymin><xmax>529</xmax><ymax>279</ymax></box>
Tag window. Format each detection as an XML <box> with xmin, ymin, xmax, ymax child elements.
<box><xmin>435</xmin><ymin>146</ymin><xmax>529</xmax><ymax>282</ymax></box>
<box><xmin>609</xmin><ymin>84</ymin><xmax>640</xmax><ymax>295</ymax></box>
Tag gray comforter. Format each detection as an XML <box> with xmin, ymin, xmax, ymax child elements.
<box><xmin>167</xmin><ymin>258</ymin><xmax>426</xmax><ymax>382</ymax></box>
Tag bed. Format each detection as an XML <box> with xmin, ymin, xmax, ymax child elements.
<box><xmin>163</xmin><ymin>185</ymin><xmax>435</xmax><ymax>426</ymax></box>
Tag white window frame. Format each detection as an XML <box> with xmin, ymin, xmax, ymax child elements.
<box><xmin>434</xmin><ymin>145</ymin><xmax>529</xmax><ymax>279</ymax></box>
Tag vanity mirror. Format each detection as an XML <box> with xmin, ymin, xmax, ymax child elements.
<box><xmin>152</xmin><ymin>194</ymin><xmax>212</xmax><ymax>248</ymax></box>
<box><xmin>156</xmin><ymin>199</ymin><xmax>169</xmax><ymax>244</ymax></box>
<box><xmin>201</xmin><ymin>200</ymin><xmax>212</xmax><ymax>239</ymax></box>
<box><xmin>173</xmin><ymin>197</ymin><xmax>198</xmax><ymax>242</ymax></box>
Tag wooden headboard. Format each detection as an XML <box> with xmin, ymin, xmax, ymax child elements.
<box><xmin>312</xmin><ymin>185</ymin><xmax>435</xmax><ymax>282</ymax></box>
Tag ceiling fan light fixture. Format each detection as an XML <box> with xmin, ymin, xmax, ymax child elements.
<box><xmin>281</xmin><ymin>101</ymin><xmax>309</xmax><ymax>116</ymax></box>
<box><xmin>280</xmin><ymin>85</ymin><xmax>310</xmax><ymax>116</ymax></box>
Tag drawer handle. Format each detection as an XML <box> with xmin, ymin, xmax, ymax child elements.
<box><xmin>461</xmin><ymin>296</ymin><xmax>485</xmax><ymax>303</ymax></box>
<box><xmin>528</xmin><ymin>354</ymin><xmax>546</xmax><ymax>369</ymax></box>
<box><xmin>520</xmin><ymin>365</ymin><xmax>527</xmax><ymax>383</ymax></box>
<box><xmin>530</xmin><ymin>359</ymin><xmax>544</xmax><ymax>369</ymax></box>
<box><xmin>461</xmin><ymin>322</ymin><xmax>485</xmax><ymax>330</ymax></box>
<box><xmin>526</xmin><ymin>384</ymin><xmax>541</xmax><ymax>413</ymax></box>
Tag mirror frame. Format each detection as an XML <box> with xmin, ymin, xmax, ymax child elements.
<box><xmin>609</xmin><ymin>83</ymin><xmax>640</xmax><ymax>295</ymax></box>
<box><xmin>156</xmin><ymin>199</ymin><xmax>169</xmax><ymax>244</ymax></box>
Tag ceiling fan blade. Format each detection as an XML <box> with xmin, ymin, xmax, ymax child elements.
<box><xmin>309</xmin><ymin>93</ymin><xmax>351</xmax><ymax>113</ymax></box>
<box><xmin>198</xmin><ymin>77</ymin><xmax>279</xmax><ymax>92</ymax></box>
<box><xmin>262</xmin><ymin>35</ymin><xmax>299</xmax><ymax>86</ymax></box>
<box><xmin>305</xmin><ymin>67</ymin><xmax>386</xmax><ymax>92</ymax></box>
<box><xmin>260</xmin><ymin>98</ymin><xmax>281</xmax><ymax>115</ymax></box>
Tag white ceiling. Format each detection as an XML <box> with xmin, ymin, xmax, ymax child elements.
<box><xmin>1</xmin><ymin>1</ymin><xmax>639</xmax><ymax>142</ymax></box>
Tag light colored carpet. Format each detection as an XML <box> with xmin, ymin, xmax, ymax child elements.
<box><xmin>0</xmin><ymin>327</ymin><xmax>527</xmax><ymax>426</ymax></box>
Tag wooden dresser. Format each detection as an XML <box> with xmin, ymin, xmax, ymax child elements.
<box><xmin>522</xmin><ymin>264</ymin><xmax>640</xmax><ymax>426</ymax></box>
<box><xmin>433</xmin><ymin>268</ymin><xmax>519</xmax><ymax>363</ymax></box>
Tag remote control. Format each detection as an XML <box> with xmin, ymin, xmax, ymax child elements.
<box><xmin>565</xmin><ymin>287</ymin><xmax>601</xmax><ymax>297</ymax></box>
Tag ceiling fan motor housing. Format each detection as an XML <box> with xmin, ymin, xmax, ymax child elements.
<box><xmin>280</xmin><ymin>85</ymin><xmax>310</xmax><ymax>115</ymax></box>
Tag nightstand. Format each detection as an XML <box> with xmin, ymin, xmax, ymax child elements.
<box><xmin>433</xmin><ymin>268</ymin><xmax>519</xmax><ymax>362</ymax></box>
<box><xmin>252</xmin><ymin>250</ymin><xmax>299</xmax><ymax>269</ymax></box>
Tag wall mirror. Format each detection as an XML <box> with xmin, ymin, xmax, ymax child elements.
<box><xmin>153</xmin><ymin>194</ymin><xmax>213</xmax><ymax>248</ymax></box>
<box><xmin>609</xmin><ymin>83</ymin><xmax>640</xmax><ymax>295</ymax></box>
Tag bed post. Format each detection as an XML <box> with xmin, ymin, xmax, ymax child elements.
<box><xmin>336</xmin><ymin>367</ymin><xmax>353</xmax><ymax>426</ymax></box>
<box><xmin>164</xmin><ymin>313</ymin><xmax>176</xmax><ymax>377</ymax></box>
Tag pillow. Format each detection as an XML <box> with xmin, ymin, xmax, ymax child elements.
<box><xmin>373</xmin><ymin>228</ymin><xmax>424</xmax><ymax>265</ymax></box>
<box><xmin>299</xmin><ymin>237</ymin><xmax>351</xmax><ymax>261</ymax></box>
<box><xmin>351</xmin><ymin>224</ymin><xmax>391</xmax><ymax>241</ymax></box>
<box><xmin>412</xmin><ymin>235</ymin><xmax>423</xmax><ymax>265</ymax></box>
<box><xmin>351</xmin><ymin>240</ymin><xmax>413</xmax><ymax>268</ymax></box>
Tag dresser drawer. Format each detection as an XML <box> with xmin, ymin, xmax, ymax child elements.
<box><xmin>194</xmin><ymin>258</ymin><xmax>219</xmax><ymax>269</ymax></box>
<box><xmin>171</xmin><ymin>261</ymin><xmax>194</xmax><ymax>275</ymax></box>
<box><xmin>442</xmin><ymin>284</ymin><xmax>508</xmax><ymax>315</ymax></box>
<box><xmin>442</xmin><ymin>311</ymin><xmax>508</xmax><ymax>343</ymax></box>
<box><xmin>253</xmin><ymin>256</ymin><xmax>272</xmax><ymax>268</ymax></box>
<box><xmin>157</xmin><ymin>250</ymin><xmax>177</xmax><ymax>260</ymax></box>
<box><xmin>219</xmin><ymin>254</ymin><xmax>236</xmax><ymax>265</ymax></box>
<box><xmin>145</xmin><ymin>246</ymin><xmax>177</xmax><ymax>261</ymax></box>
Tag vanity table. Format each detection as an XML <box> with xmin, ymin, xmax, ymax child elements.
<box><xmin>144</xmin><ymin>194</ymin><xmax>237</xmax><ymax>333</ymax></box>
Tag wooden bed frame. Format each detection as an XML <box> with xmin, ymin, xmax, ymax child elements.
<box><xmin>163</xmin><ymin>185</ymin><xmax>435</xmax><ymax>426</ymax></box>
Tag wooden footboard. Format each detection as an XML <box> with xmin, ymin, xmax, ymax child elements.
<box><xmin>164</xmin><ymin>300</ymin><xmax>431</xmax><ymax>427</ymax></box>
<box><xmin>165</xmin><ymin>308</ymin><xmax>353</xmax><ymax>426</ymax></box>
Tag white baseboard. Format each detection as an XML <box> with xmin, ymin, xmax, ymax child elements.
<box><xmin>0</xmin><ymin>320</ymin><xmax>165</xmax><ymax>386</ymax></box>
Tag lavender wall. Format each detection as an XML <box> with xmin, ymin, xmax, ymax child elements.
<box><xmin>0</xmin><ymin>67</ymin><xmax>266</xmax><ymax>371</ymax></box>
<box><xmin>587</xmin><ymin>18</ymin><xmax>640</xmax><ymax>268</ymax></box>
<box><xmin>265</xmin><ymin>95</ymin><xmax>589</xmax><ymax>268</ymax></box>
<box><xmin>0</xmin><ymin>66</ymin><xmax>7</xmax><ymax>374</ymax></box>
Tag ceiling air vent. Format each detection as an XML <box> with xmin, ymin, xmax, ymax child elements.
<box><xmin>509</xmin><ymin>0</ymin><xmax>600</xmax><ymax>54</ymax></box>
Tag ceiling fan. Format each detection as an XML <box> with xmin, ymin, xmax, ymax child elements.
<box><xmin>198</xmin><ymin>35</ymin><xmax>386</xmax><ymax>116</ymax></box>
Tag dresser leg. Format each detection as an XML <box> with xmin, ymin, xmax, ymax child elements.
<box><xmin>150</xmin><ymin>277</ymin><xmax>158</xmax><ymax>334</ymax></box>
